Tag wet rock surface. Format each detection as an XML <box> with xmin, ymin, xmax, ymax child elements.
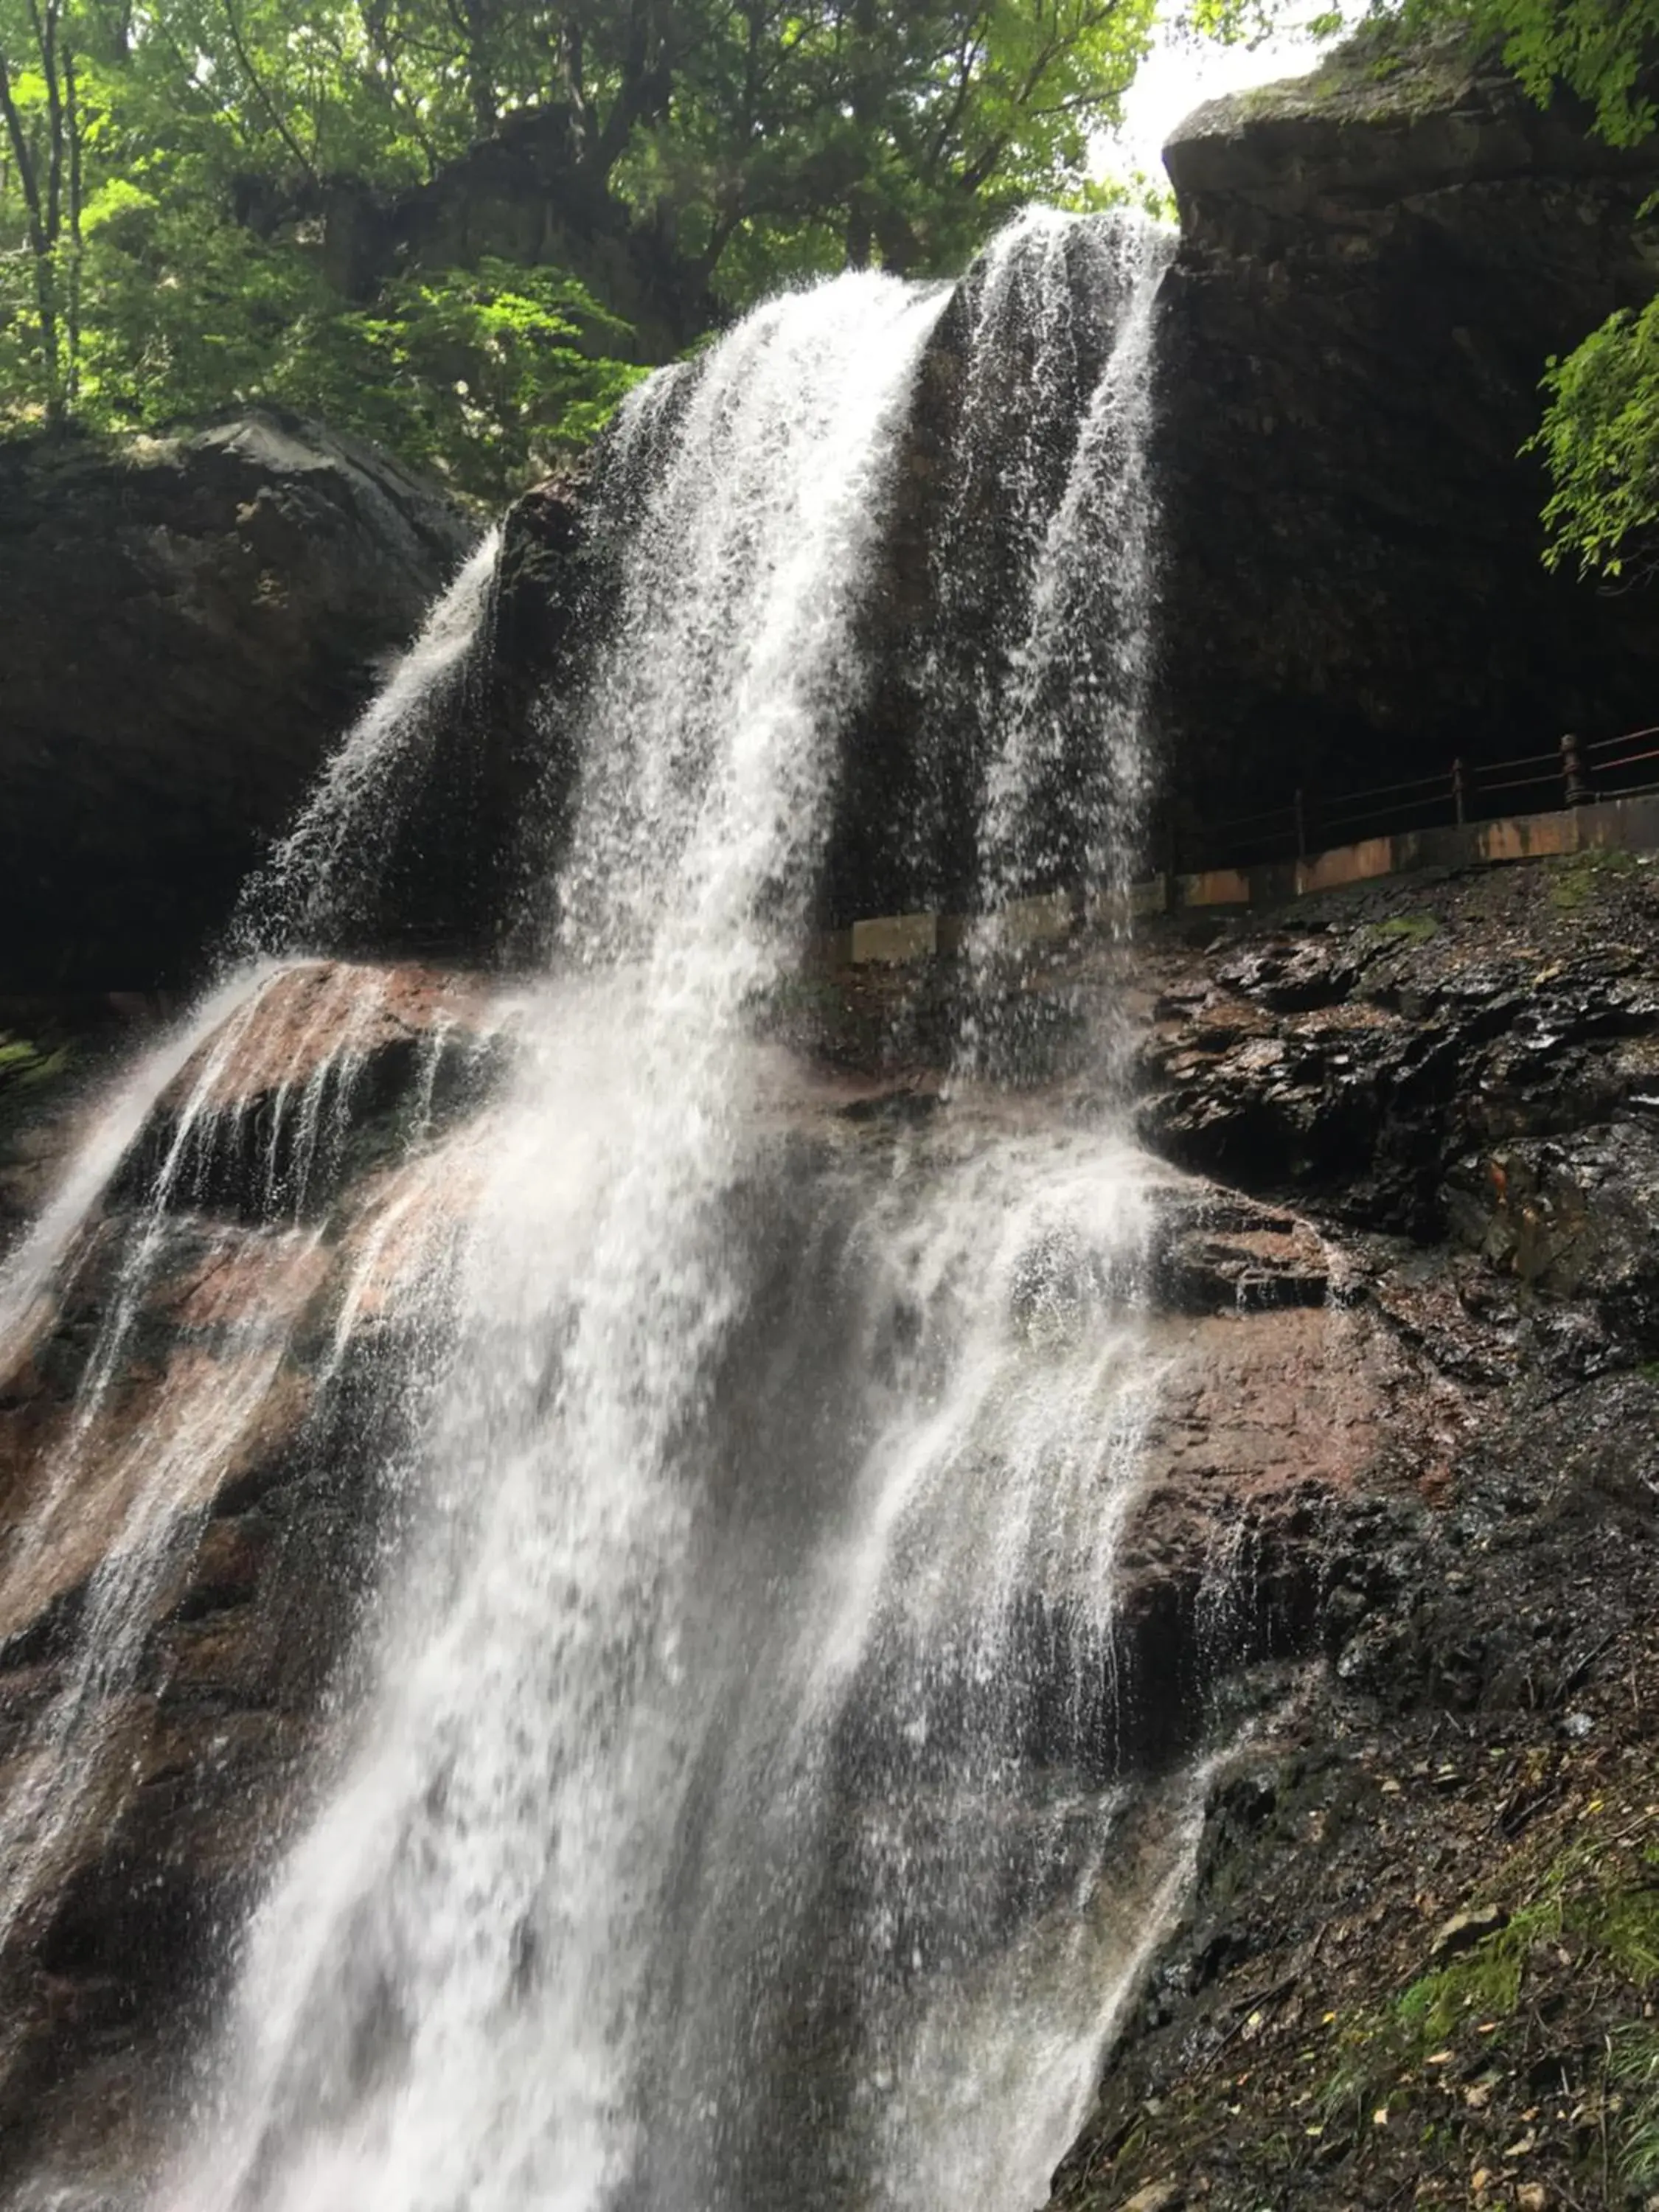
<box><xmin>110</xmin><ymin>961</ymin><xmax>499</xmax><ymax>1221</ymax></box>
<box><xmin>1136</xmin><ymin>853</ymin><xmax>1659</xmax><ymax>1272</ymax></box>
<box><xmin>0</xmin><ymin>413</ymin><xmax>471</xmax><ymax>995</ymax></box>
<box><xmin>0</xmin><ymin>962</ymin><xmax>491</xmax><ymax>2186</ymax></box>
<box><xmin>1052</xmin><ymin>852</ymin><xmax>1659</xmax><ymax>2210</ymax></box>
<box><xmin>4</xmin><ymin>857</ymin><xmax>1659</xmax><ymax>2201</ymax></box>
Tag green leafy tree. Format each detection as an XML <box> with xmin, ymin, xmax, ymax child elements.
<box><xmin>1</xmin><ymin>0</ymin><xmax>1269</xmax><ymax>484</ymax></box>
<box><xmin>0</xmin><ymin>0</ymin><xmax>89</xmax><ymax>420</ymax></box>
<box><xmin>621</xmin><ymin>0</ymin><xmax>1170</xmax><ymax>293</ymax></box>
<box><xmin>1528</xmin><ymin>297</ymin><xmax>1659</xmax><ymax>580</ymax></box>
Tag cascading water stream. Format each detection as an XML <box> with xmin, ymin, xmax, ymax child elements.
<box><xmin>973</xmin><ymin>217</ymin><xmax>1173</xmax><ymax>919</ymax></box>
<box><xmin>0</xmin><ymin>960</ymin><xmax>472</xmax><ymax>1980</ymax></box>
<box><xmin>0</xmin><ymin>522</ymin><xmax>512</xmax><ymax>1978</ymax></box>
<box><xmin>925</xmin><ymin>207</ymin><xmax>1174</xmax><ymax>1081</ymax></box>
<box><xmin>167</xmin><ymin>269</ymin><xmax>959</xmax><ymax>2212</ymax></box>
<box><xmin>0</xmin><ymin>212</ymin><xmax>1214</xmax><ymax>2212</ymax></box>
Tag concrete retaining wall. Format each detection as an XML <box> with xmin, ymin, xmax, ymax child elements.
<box><xmin>824</xmin><ymin>792</ymin><xmax>1659</xmax><ymax>968</ymax></box>
<box><xmin>1165</xmin><ymin>793</ymin><xmax>1659</xmax><ymax>914</ymax></box>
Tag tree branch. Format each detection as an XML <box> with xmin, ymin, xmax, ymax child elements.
<box><xmin>218</xmin><ymin>0</ymin><xmax>320</xmax><ymax>181</ymax></box>
<box><xmin>0</xmin><ymin>51</ymin><xmax>43</xmax><ymax>246</ymax></box>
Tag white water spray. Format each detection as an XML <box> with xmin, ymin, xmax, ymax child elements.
<box><xmin>163</xmin><ymin>244</ymin><xmax>1190</xmax><ymax>2212</ymax></box>
<box><xmin>975</xmin><ymin>216</ymin><xmax>1173</xmax><ymax>914</ymax></box>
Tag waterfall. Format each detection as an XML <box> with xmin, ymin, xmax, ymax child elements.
<box><xmin>0</xmin><ymin>213</ymin><xmax>1203</xmax><ymax>2212</ymax></box>
<box><xmin>972</xmin><ymin>217</ymin><xmax>1173</xmax><ymax>918</ymax></box>
<box><xmin>235</xmin><ymin>529</ymin><xmax>504</xmax><ymax>957</ymax></box>
<box><xmin>918</xmin><ymin>209</ymin><xmax>1175</xmax><ymax>1082</ymax></box>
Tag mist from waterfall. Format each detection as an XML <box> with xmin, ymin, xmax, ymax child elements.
<box><xmin>0</xmin><ymin>211</ymin><xmax>1197</xmax><ymax>2212</ymax></box>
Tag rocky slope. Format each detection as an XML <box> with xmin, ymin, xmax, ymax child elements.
<box><xmin>1156</xmin><ymin>26</ymin><xmax>1659</xmax><ymax>841</ymax></box>
<box><xmin>0</xmin><ymin>413</ymin><xmax>472</xmax><ymax>995</ymax></box>
<box><xmin>1050</xmin><ymin>849</ymin><xmax>1659</xmax><ymax>2211</ymax></box>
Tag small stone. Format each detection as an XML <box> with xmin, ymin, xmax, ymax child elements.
<box><xmin>1121</xmin><ymin>2185</ymin><xmax>1183</xmax><ymax>2212</ymax></box>
<box><xmin>1431</xmin><ymin>1904</ymin><xmax>1509</xmax><ymax>1959</ymax></box>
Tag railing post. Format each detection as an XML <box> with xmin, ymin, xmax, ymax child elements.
<box><xmin>1562</xmin><ymin>731</ymin><xmax>1591</xmax><ymax>808</ymax></box>
<box><xmin>1166</xmin><ymin>816</ymin><xmax>1181</xmax><ymax>883</ymax></box>
<box><xmin>1294</xmin><ymin>786</ymin><xmax>1308</xmax><ymax>861</ymax></box>
<box><xmin>1450</xmin><ymin>757</ymin><xmax>1467</xmax><ymax>826</ymax></box>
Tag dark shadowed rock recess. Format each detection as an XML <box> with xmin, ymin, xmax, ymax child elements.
<box><xmin>1155</xmin><ymin>27</ymin><xmax>1659</xmax><ymax>844</ymax></box>
<box><xmin>0</xmin><ymin>411</ymin><xmax>470</xmax><ymax>994</ymax></box>
<box><xmin>369</xmin><ymin>464</ymin><xmax>620</xmax><ymax>968</ymax></box>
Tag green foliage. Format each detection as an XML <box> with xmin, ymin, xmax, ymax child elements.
<box><xmin>605</xmin><ymin>0</ymin><xmax>1212</xmax><ymax>296</ymax></box>
<box><xmin>333</xmin><ymin>263</ymin><xmax>647</xmax><ymax>491</ymax></box>
<box><xmin>1529</xmin><ymin>299</ymin><xmax>1659</xmax><ymax>578</ymax></box>
<box><xmin>1411</xmin><ymin>0</ymin><xmax>1659</xmax><ymax>145</ymax></box>
<box><xmin>0</xmin><ymin>0</ymin><xmax>651</xmax><ymax>490</ymax></box>
<box><xmin>1</xmin><ymin>0</ymin><xmax>1281</xmax><ymax>485</ymax></box>
<box><xmin>0</xmin><ymin>1034</ymin><xmax>71</xmax><ymax>1097</ymax></box>
<box><xmin>1612</xmin><ymin>2023</ymin><xmax>1659</xmax><ymax>2185</ymax></box>
<box><xmin>1548</xmin><ymin>846</ymin><xmax>1642</xmax><ymax>909</ymax></box>
<box><xmin>1362</xmin><ymin>910</ymin><xmax>1440</xmax><ymax>945</ymax></box>
<box><xmin>1395</xmin><ymin>1904</ymin><xmax>1551</xmax><ymax>2047</ymax></box>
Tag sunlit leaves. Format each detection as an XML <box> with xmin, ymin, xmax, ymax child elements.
<box><xmin>1528</xmin><ymin>303</ymin><xmax>1659</xmax><ymax>580</ymax></box>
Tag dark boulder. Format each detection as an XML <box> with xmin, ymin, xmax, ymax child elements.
<box><xmin>0</xmin><ymin>410</ymin><xmax>472</xmax><ymax>993</ymax></box>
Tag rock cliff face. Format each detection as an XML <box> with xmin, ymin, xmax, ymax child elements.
<box><xmin>0</xmin><ymin>413</ymin><xmax>471</xmax><ymax>995</ymax></box>
<box><xmin>1156</xmin><ymin>29</ymin><xmax>1659</xmax><ymax>842</ymax></box>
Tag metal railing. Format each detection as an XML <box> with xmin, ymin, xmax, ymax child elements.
<box><xmin>1172</xmin><ymin>726</ymin><xmax>1659</xmax><ymax>876</ymax></box>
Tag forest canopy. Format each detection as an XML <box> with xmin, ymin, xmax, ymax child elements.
<box><xmin>0</xmin><ymin>0</ymin><xmax>1266</xmax><ymax>491</ymax></box>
